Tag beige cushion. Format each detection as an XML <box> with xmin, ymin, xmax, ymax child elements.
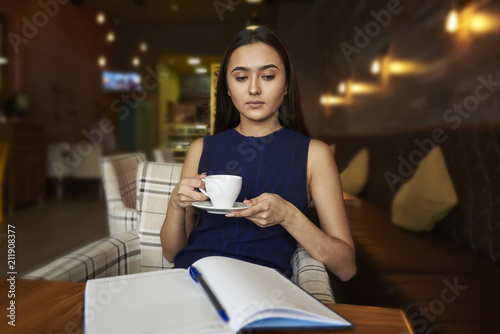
<box><xmin>340</xmin><ymin>148</ymin><xmax>369</xmax><ymax>195</ymax></box>
<box><xmin>391</xmin><ymin>146</ymin><xmax>458</xmax><ymax>231</ymax></box>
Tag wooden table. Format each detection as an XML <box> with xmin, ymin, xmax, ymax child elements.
<box><xmin>0</xmin><ymin>279</ymin><xmax>415</xmax><ymax>333</ymax></box>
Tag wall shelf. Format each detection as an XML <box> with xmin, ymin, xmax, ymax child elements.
<box><xmin>166</xmin><ymin>123</ymin><xmax>207</xmax><ymax>161</ymax></box>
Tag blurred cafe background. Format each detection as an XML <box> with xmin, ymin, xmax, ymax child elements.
<box><xmin>1</xmin><ymin>0</ymin><xmax>500</xmax><ymax>278</ymax></box>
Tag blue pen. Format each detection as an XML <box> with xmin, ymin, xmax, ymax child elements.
<box><xmin>189</xmin><ymin>266</ymin><xmax>230</xmax><ymax>323</ymax></box>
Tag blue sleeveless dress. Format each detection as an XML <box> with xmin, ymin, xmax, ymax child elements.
<box><xmin>174</xmin><ymin>127</ymin><xmax>311</xmax><ymax>276</ymax></box>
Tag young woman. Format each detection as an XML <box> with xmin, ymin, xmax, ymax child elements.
<box><xmin>160</xmin><ymin>27</ymin><xmax>356</xmax><ymax>282</ymax></box>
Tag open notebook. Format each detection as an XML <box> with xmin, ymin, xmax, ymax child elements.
<box><xmin>84</xmin><ymin>256</ymin><xmax>353</xmax><ymax>334</ymax></box>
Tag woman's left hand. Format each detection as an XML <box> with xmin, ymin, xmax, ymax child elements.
<box><xmin>226</xmin><ymin>193</ymin><xmax>297</xmax><ymax>228</ymax></box>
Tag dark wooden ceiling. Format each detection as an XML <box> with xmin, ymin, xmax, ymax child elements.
<box><xmin>81</xmin><ymin>0</ymin><xmax>312</xmax><ymax>26</ymax></box>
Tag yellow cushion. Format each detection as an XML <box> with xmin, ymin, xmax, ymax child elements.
<box><xmin>329</xmin><ymin>144</ymin><xmax>336</xmax><ymax>156</ymax></box>
<box><xmin>391</xmin><ymin>146</ymin><xmax>458</xmax><ymax>231</ymax></box>
<box><xmin>340</xmin><ymin>148</ymin><xmax>369</xmax><ymax>195</ymax></box>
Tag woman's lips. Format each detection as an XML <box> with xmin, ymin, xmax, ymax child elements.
<box><xmin>247</xmin><ymin>101</ymin><xmax>264</xmax><ymax>108</ymax></box>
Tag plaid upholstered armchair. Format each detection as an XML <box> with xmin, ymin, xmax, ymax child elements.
<box><xmin>152</xmin><ymin>147</ymin><xmax>175</xmax><ymax>163</ymax></box>
<box><xmin>25</xmin><ymin>162</ymin><xmax>335</xmax><ymax>303</ymax></box>
<box><xmin>100</xmin><ymin>153</ymin><xmax>147</xmax><ymax>235</ymax></box>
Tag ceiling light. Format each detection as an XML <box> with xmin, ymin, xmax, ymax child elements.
<box><xmin>106</xmin><ymin>32</ymin><xmax>115</xmax><ymax>43</ymax></box>
<box><xmin>96</xmin><ymin>12</ymin><xmax>106</xmax><ymax>24</ymax></box>
<box><xmin>139</xmin><ymin>42</ymin><xmax>148</xmax><ymax>52</ymax></box>
<box><xmin>371</xmin><ymin>58</ymin><xmax>381</xmax><ymax>75</ymax></box>
<box><xmin>195</xmin><ymin>67</ymin><xmax>207</xmax><ymax>74</ymax></box>
<box><xmin>446</xmin><ymin>8</ymin><xmax>459</xmax><ymax>33</ymax></box>
<box><xmin>132</xmin><ymin>56</ymin><xmax>141</xmax><ymax>67</ymax></box>
<box><xmin>445</xmin><ymin>1</ymin><xmax>461</xmax><ymax>34</ymax></box>
<box><xmin>245</xmin><ymin>0</ymin><xmax>263</xmax><ymax>3</ymax></box>
<box><xmin>246</xmin><ymin>12</ymin><xmax>261</xmax><ymax>30</ymax></box>
<box><xmin>338</xmin><ymin>81</ymin><xmax>347</xmax><ymax>94</ymax></box>
<box><xmin>98</xmin><ymin>56</ymin><xmax>106</xmax><ymax>68</ymax></box>
<box><xmin>187</xmin><ymin>57</ymin><xmax>201</xmax><ymax>65</ymax></box>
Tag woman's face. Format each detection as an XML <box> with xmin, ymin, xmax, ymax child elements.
<box><xmin>226</xmin><ymin>42</ymin><xmax>287</xmax><ymax>125</ymax></box>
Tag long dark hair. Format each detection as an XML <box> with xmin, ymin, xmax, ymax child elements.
<box><xmin>214</xmin><ymin>26</ymin><xmax>309</xmax><ymax>136</ymax></box>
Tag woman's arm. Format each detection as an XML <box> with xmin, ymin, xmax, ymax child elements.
<box><xmin>292</xmin><ymin>139</ymin><xmax>356</xmax><ymax>281</ymax></box>
<box><xmin>228</xmin><ymin>139</ymin><xmax>356</xmax><ymax>281</ymax></box>
<box><xmin>160</xmin><ymin>138</ymin><xmax>207</xmax><ymax>262</ymax></box>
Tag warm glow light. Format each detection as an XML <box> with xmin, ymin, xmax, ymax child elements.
<box><xmin>245</xmin><ymin>0</ymin><xmax>263</xmax><ymax>3</ymax></box>
<box><xmin>187</xmin><ymin>57</ymin><xmax>201</xmax><ymax>65</ymax></box>
<box><xmin>389</xmin><ymin>61</ymin><xmax>428</xmax><ymax>75</ymax></box>
<box><xmin>132</xmin><ymin>56</ymin><xmax>141</xmax><ymax>67</ymax></box>
<box><xmin>338</xmin><ymin>81</ymin><xmax>347</xmax><ymax>94</ymax></box>
<box><xmin>106</xmin><ymin>32</ymin><xmax>115</xmax><ymax>43</ymax></box>
<box><xmin>371</xmin><ymin>58</ymin><xmax>381</xmax><ymax>75</ymax></box>
<box><xmin>446</xmin><ymin>9</ymin><xmax>459</xmax><ymax>33</ymax></box>
<box><xmin>350</xmin><ymin>83</ymin><xmax>378</xmax><ymax>94</ymax></box>
<box><xmin>195</xmin><ymin>67</ymin><xmax>208</xmax><ymax>74</ymax></box>
<box><xmin>320</xmin><ymin>95</ymin><xmax>347</xmax><ymax>106</ymax></box>
<box><xmin>469</xmin><ymin>13</ymin><xmax>499</xmax><ymax>33</ymax></box>
<box><xmin>98</xmin><ymin>56</ymin><xmax>106</xmax><ymax>68</ymax></box>
<box><xmin>0</xmin><ymin>57</ymin><xmax>8</xmax><ymax>65</ymax></box>
<box><xmin>246</xmin><ymin>25</ymin><xmax>260</xmax><ymax>30</ymax></box>
<box><xmin>139</xmin><ymin>42</ymin><xmax>148</xmax><ymax>52</ymax></box>
<box><xmin>96</xmin><ymin>12</ymin><xmax>106</xmax><ymax>24</ymax></box>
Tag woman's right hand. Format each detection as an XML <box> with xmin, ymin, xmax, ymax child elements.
<box><xmin>170</xmin><ymin>173</ymin><xmax>208</xmax><ymax>209</ymax></box>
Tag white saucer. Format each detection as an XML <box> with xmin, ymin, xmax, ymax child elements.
<box><xmin>192</xmin><ymin>201</ymin><xmax>249</xmax><ymax>214</ymax></box>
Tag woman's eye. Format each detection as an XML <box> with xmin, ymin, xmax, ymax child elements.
<box><xmin>263</xmin><ymin>75</ymin><xmax>275</xmax><ymax>80</ymax></box>
<box><xmin>236</xmin><ymin>76</ymin><xmax>247</xmax><ymax>82</ymax></box>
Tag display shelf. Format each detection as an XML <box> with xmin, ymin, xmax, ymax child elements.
<box><xmin>166</xmin><ymin>123</ymin><xmax>207</xmax><ymax>162</ymax></box>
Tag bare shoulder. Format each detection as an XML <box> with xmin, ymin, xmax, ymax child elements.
<box><xmin>307</xmin><ymin>139</ymin><xmax>338</xmax><ymax>180</ymax></box>
<box><xmin>308</xmin><ymin>139</ymin><xmax>333</xmax><ymax>161</ymax></box>
<box><xmin>187</xmin><ymin>137</ymin><xmax>204</xmax><ymax>154</ymax></box>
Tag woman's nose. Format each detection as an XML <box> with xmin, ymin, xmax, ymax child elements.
<box><xmin>249</xmin><ymin>78</ymin><xmax>261</xmax><ymax>95</ymax></box>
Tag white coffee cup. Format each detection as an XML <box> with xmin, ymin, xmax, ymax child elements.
<box><xmin>200</xmin><ymin>175</ymin><xmax>242</xmax><ymax>208</ymax></box>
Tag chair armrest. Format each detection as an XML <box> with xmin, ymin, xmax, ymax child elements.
<box><xmin>108</xmin><ymin>206</ymin><xmax>139</xmax><ymax>235</ymax></box>
<box><xmin>291</xmin><ymin>246</ymin><xmax>335</xmax><ymax>303</ymax></box>
<box><xmin>23</xmin><ymin>230</ymin><xmax>141</xmax><ymax>282</ymax></box>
